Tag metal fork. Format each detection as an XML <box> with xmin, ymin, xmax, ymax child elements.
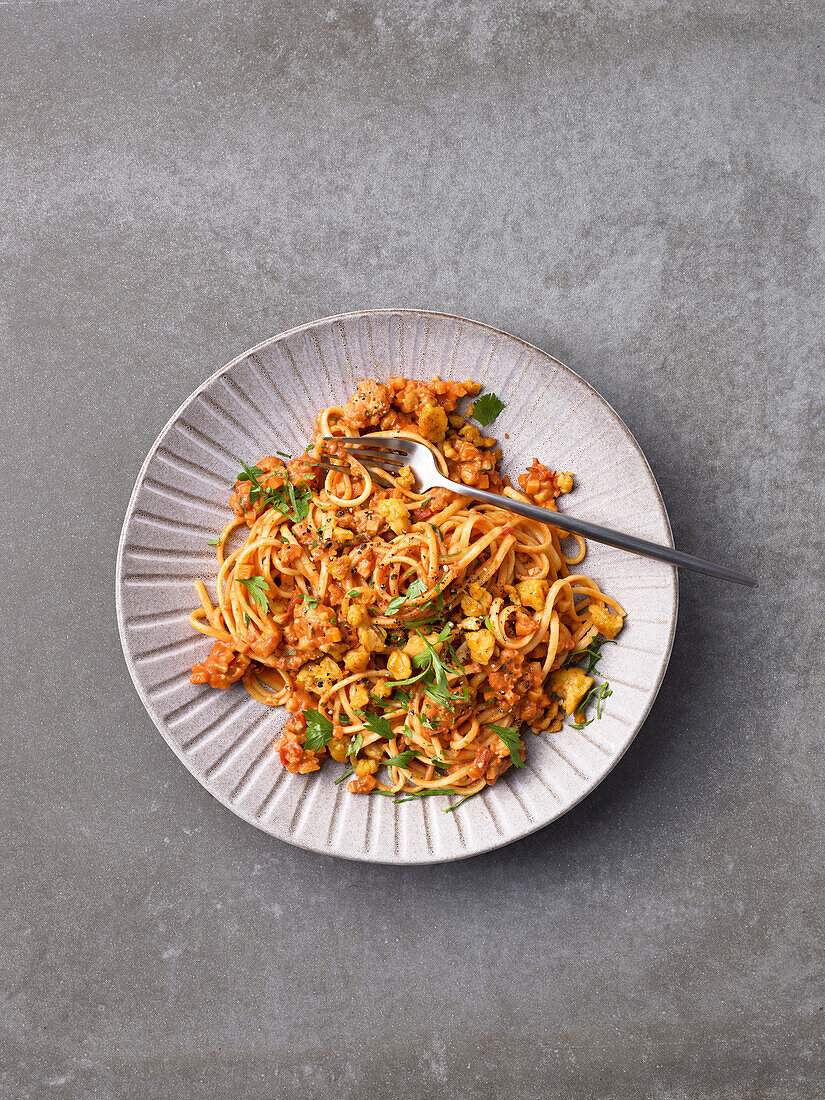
<box><xmin>321</xmin><ymin>435</ymin><xmax>757</xmax><ymax>587</ymax></box>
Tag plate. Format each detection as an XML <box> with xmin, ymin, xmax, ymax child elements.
<box><xmin>116</xmin><ymin>310</ymin><xmax>678</xmax><ymax>863</ymax></box>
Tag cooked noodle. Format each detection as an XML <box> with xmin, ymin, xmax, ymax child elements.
<box><xmin>188</xmin><ymin>377</ymin><xmax>625</xmax><ymax>804</ymax></box>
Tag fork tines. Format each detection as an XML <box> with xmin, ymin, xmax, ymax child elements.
<box><xmin>321</xmin><ymin>435</ymin><xmax>408</xmax><ymax>478</ymax></box>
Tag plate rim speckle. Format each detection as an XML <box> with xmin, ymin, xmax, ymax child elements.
<box><xmin>116</xmin><ymin>309</ymin><xmax>678</xmax><ymax>864</ymax></box>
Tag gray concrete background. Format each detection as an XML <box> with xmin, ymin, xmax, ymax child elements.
<box><xmin>1</xmin><ymin>1</ymin><xmax>823</xmax><ymax>1097</ymax></box>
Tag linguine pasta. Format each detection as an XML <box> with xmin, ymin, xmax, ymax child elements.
<box><xmin>188</xmin><ymin>376</ymin><xmax>625</xmax><ymax>807</ymax></box>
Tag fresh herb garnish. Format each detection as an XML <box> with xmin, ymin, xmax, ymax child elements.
<box><xmin>347</xmin><ymin>732</ymin><xmax>363</xmax><ymax>756</ymax></box>
<box><xmin>429</xmin><ymin>523</ymin><xmax>443</xmax><ymax>541</ymax></box>
<box><xmin>443</xmin><ymin>790</ymin><xmax>479</xmax><ymax>812</ymax></box>
<box><xmin>237</xmin><ymin>460</ymin><xmax>267</xmax><ymax>503</ymax></box>
<box><xmin>207</xmin><ymin>536</ymin><xmax>220</xmax><ymax>546</ymax></box>
<box><xmin>276</xmin><ymin>449</ymin><xmax>291</xmax><ymax>459</ymax></box>
<box><xmin>303</xmin><ymin>709</ymin><xmax>334</xmax><ymax>752</ymax></box>
<box><xmin>378</xmin><ymin>788</ymin><xmax>456</xmax><ymax>803</ymax></box>
<box><xmin>384</xmin><ymin>751</ymin><xmax>415</xmax><ymax>769</ymax></box>
<box><xmin>487</xmin><ymin>723</ymin><xmax>525</xmax><ymax>767</ymax></box>
<box><xmin>369</xmin><ymin>690</ymin><xmax>410</xmax><ymax>710</ymax></box>
<box><xmin>385</xmin><ymin>577</ymin><xmax>428</xmax><ymax>616</ymax></box>
<box><xmin>470</xmin><ymin>391</ymin><xmax>506</xmax><ymax>427</ymax></box>
<box><xmin>238</xmin><ymin>576</ymin><xmax>270</xmax><ymax>614</ymax></box>
<box><xmin>301</xmin><ymin>593</ymin><xmax>319</xmax><ymax>609</ymax></box>
<box><xmin>347</xmin><ymin>589</ymin><xmax>360</xmax><ymax>598</ymax></box>
<box><xmin>355</xmin><ymin>710</ymin><xmax>394</xmax><ymax>740</ymax></box>
<box><xmin>333</xmin><ymin>765</ymin><xmax>355</xmax><ymax>785</ymax></box>
<box><xmin>563</xmin><ymin>637</ymin><xmax>616</xmax><ymax>673</ymax></box>
<box><xmin>412</xmin><ymin>625</ymin><xmax>458</xmax><ymax>697</ymax></box>
<box><xmin>237</xmin><ymin>458</ymin><xmax>311</xmax><ymax>521</ymax></box>
<box><xmin>571</xmin><ymin>681</ymin><xmax>613</xmax><ymax>728</ymax></box>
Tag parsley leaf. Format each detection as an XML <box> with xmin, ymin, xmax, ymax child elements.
<box><xmin>470</xmin><ymin>391</ymin><xmax>506</xmax><ymax>427</ymax></box>
<box><xmin>301</xmin><ymin>593</ymin><xmax>319</xmax><ymax>609</ymax></box>
<box><xmin>385</xmin><ymin>577</ymin><xmax>428</xmax><ymax>616</ymax></box>
<box><xmin>238</xmin><ymin>576</ymin><xmax>270</xmax><ymax>614</ymax></box>
<box><xmin>347</xmin><ymin>589</ymin><xmax>360</xmax><ymax>598</ymax></box>
<box><xmin>207</xmin><ymin>536</ymin><xmax>220</xmax><ymax>546</ymax></box>
<box><xmin>237</xmin><ymin>456</ymin><xmax>311</xmax><ymax>522</ymax></box>
<box><xmin>563</xmin><ymin>637</ymin><xmax>617</xmax><ymax>673</ymax></box>
<box><xmin>333</xmin><ymin>765</ymin><xmax>355</xmax><ymax>785</ymax></box>
<box><xmin>412</xmin><ymin>626</ymin><xmax>457</xmax><ymax>696</ymax></box>
<box><xmin>429</xmin><ymin>523</ymin><xmax>443</xmax><ymax>541</ymax></box>
<box><xmin>369</xmin><ymin>690</ymin><xmax>410</xmax><ymax>710</ymax></box>
<box><xmin>375</xmin><ymin>788</ymin><xmax>456</xmax><ymax>803</ymax></box>
<box><xmin>443</xmin><ymin>790</ymin><xmax>479</xmax><ymax>812</ymax></box>
<box><xmin>384</xmin><ymin>750</ymin><xmax>415</xmax><ymax>769</ymax></box>
<box><xmin>347</xmin><ymin>732</ymin><xmax>363</xmax><ymax>757</ymax></box>
<box><xmin>487</xmin><ymin>723</ymin><xmax>525</xmax><ymax>767</ymax></box>
<box><xmin>266</xmin><ymin>478</ymin><xmax>311</xmax><ymax>522</ymax></box>
<box><xmin>237</xmin><ymin>460</ymin><xmax>266</xmax><ymax>504</ymax></box>
<box><xmin>355</xmin><ymin>709</ymin><xmax>393</xmax><ymax>739</ymax></box>
<box><xmin>572</xmin><ymin>680</ymin><xmax>613</xmax><ymax>728</ymax></box>
<box><xmin>303</xmin><ymin>709</ymin><xmax>333</xmax><ymax>752</ymax></box>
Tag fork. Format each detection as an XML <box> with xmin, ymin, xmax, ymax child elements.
<box><xmin>321</xmin><ymin>435</ymin><xmax>757</xmax><ymax>587</ymax></box>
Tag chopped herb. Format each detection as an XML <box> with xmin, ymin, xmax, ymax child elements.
<box><xmin>431</xmin><ymin>760</ymin><xmax>451</xmax><ymax>772</ymax></box>
<box><xmin>238</xmin><ymin>576</ymin><xmax>270</xmax><ymax>614</ymax></box>
<box><xmin>412</xmin><ymin>625</ymin><xmax>458</xmax><ymax>696</ymax></box>
<box><xmin>384</xmin><ymin>751</ymin><xmax>415</xmax><ymax>769</ymax></box>
<box><xmin>347</xmin><ymin>589</ymin><xmax>360</xmax><ymax>598</ymax></box>
<box><xmin>236</xmin><ymin>460</ymin><xmax>266</xmax><ymax>503</ymax></box>
<box><xmin>483</xmin><ymin>615</ymin><xmax>494</xmax><ymax>632</ymax></box>
<box><xmin>276</xmin><ymin>449</ymin><xmax>291</xmax><ymax>459</ymax></box>
<box><xmin>572</xmin><ymin>680</ymin><xmax>613</xmax><ymax>727</ymax></box>
<box><xmin>207</xmin><ymin>536</ymin><xmax>220</xmax><ymax>546</ymax></box>
<box><xmin>348</xmin><ymin>732</ymin><xmax>363</xmax><ymax>757</ymax></box>
<box><xmin>236</xmin><ymin>457</ymin><xmax>311</xmax><ymax>521</ymax></box>
<box><xmin>355</xmin><ymin>709</ymin><xmax>393</xmax><ymax>739</ymax></box>
<box><xmin>429</xmin><ymin>523</ymin><xmax>443</xmax><ymax>541</ymax></box>
<box><xmin>301</xmin><ymin>593</ymin><xmax>319</xmax><ymax>609</ymax></box>
<box><xmin>303</xmin><ymin>709</ymin><xmax>334</xmax><ymax>752</ymax></box>
<box><xmin>333</xmin><ymin>765</ymin><xmax>355</xmax><ymax>785</ymax></box>
<box><xmin>563</xmin><ymin>637</ymin><xmax>617</xmax><ymax>673</ymax></box>
<box><xmin>443</xmin><ymin>791</ymin><xmax>479</xmax><ymax>812</ymax></box>
<box><xmin>470</xmin><ymin>391</ymin><xmax>506</xmax><ymax>427</ymax></box>
<box><xmin>389</xmin><ymin>787</ymin><xmax>455</xmax><ymax>805</ymax></box>
<box><xmin>487</xmin><ymin>723</ymin><xmax>525</xmax><ymax>767</ymax></box>
<box><xmin>386</xmin><ymin>577</ymin><xmax>428</xmax><ymax>616</ymax></box>
<box><xmin>243</xmin><ymin>613</ymin><xmax>250</xmax><ymax>627</ymax></box>
<box><xmin>369</xmin><ymin>690</ymin><xmax>410</xmax><ymax>710</ymax></box>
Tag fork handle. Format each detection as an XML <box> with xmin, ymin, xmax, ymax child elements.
<box><xmin>439</xmin><ymin>480</ymin><xmax>757</xmax><ymax>587</ymax></box>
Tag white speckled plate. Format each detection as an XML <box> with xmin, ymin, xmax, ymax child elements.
<box><xmin>116</xmin><ymin>310</ymin><xmax>677</xmax><ymax>863</ymax></box>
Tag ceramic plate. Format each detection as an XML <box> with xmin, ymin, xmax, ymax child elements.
<box><xmin>116</xmin><ymin>310</ymin><xmax>678</xmax><ymax>863</ymax></box>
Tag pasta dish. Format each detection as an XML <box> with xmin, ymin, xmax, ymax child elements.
<box><xmin>189</xmin><ymin>377</ymin><xmax>625</xmax><ymax>809</ymax></box>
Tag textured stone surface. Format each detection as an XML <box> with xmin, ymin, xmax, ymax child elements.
<box><xmin>0</xmin><ymin>2</ymin><xmax>822</xmax><ymax>1097</ymax></box>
